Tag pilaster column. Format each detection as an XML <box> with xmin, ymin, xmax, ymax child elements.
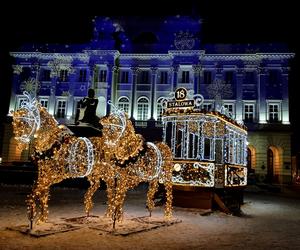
<box><xmin>257</xmin><ymin>66</ymin><xmax>267</xmax><ymax>123</ymax></box>
<box><xmin>130</xmin><ymin>66</ymin><xmax>139</xmax><ymax>119</ymax></box>
<box><xmin>150</xmin><ymin>67</ymin><xmax>158</xmax><ymax>121</ymax></box>
<box><xmin>105</xmin><ymin>64</ymin><xmax>115</xmax><ymax>114</ymax></box>
<box><xmin>281</xmin><ymin>67</ymin><xmax>290</xmax><ymax>124</ymax></box>
<box><xmin>192</xmin><ymin>65</ymin><xmax>201</xmax><ymax>94</ymax></box>
<box><xmin>171</xmin><ymin>65</ymin><xmax>179</xmax><ymax>91</ymax></box>
<box><xmin>236</xmin><ymin>68</ymin><xmax>244</xmax><ymax>122</ymax></box>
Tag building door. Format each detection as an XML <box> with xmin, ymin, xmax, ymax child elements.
<box><xmin>247</xmin><ymin>148</ymin><xmax>252</xmax><ymax>172</ymax></box>
<box><xmin>267</xmin><ymin>148</ymin><xmax>274</xmax><ymax>183</ymax></box>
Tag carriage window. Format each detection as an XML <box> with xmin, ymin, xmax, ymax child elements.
<box><xmin>204</xmin><ymin>138</ymin><xmax>211</xmax><ymax>160</ymax></box>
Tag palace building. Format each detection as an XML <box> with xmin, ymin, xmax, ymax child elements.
<box><xmin>2</xmin><ymin>16</ymin><xmax>295</xmax><ymax>184</ymax></box>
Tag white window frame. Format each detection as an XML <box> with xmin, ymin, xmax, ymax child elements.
<box><xmin>117</xmin><ymin>96</ymin><xmax>130</xmax><ymax>114</ymax></box>
<box><xmin>39</xmin><ymin>96</ymin><xmax>49</xmax><ymax>110</ymax></box>
<box><xmin>202</xmin><ymin>102</ymin><xmax>213</xmax><ymax>112</ymax></box>
<box><xmin>15</xmin><ymin>95</ymin><xmax>27</xmax><ymax>110</ymax></box>
<box><xmin>137</xmin><ymin>97</ymin><xmax>149</xmax><ymax>121</ymax></box>
<box><xmin>243</xmin><ymin>101</ymin><xmax>256</xmax><ymax>122</ymax></box>
<box><xmin>55</xmin><ymin>98</ymin><xmax>68</xmax><ymax>118</ymax></box>
<box><xmin>156</xmin><ymin>97</ymin><xmax>165</xmax><ymax>121</ymax></box>
<box><xmin>223</xmin><ymin>101</ymin><xmax>236</xmax><ymax>118</ymax></box>
<box><xmin>266</xmin><ymin>100</ymin><xmax>282</xmax><ymax>122</ymax></box>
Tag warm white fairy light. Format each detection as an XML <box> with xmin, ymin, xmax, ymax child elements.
<box><xmin>12</xmin><ymin>94</ymin><xmax>173</xmax><ymax>228</ymax></box>
<box><xmin>161</xmin><ymin>87</ymin><xmax>248</xmax><ymax>188</ymax></box>
<box><xmin>67</xmin><ymin>137</ymin><xmax>95</xmax><ymax>178</ymax></box>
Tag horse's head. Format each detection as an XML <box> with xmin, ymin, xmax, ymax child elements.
<box><xmin>100</xmin><ymin>102</ymin><xmax>144</xmax><ymax>164</ymax></box>
<box><xmin>12</xmin><ymin>92</ymin><xmax>41</xmax><ymax>148</ymax></box>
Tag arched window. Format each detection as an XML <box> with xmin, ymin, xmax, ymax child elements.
<box><xmin>137</xmin><ymin>97</ymin><xmax>149</xmax><ymax>120</ymax></box>
<box><xmin>156</xmin><ymin>97</ymin><xmax>164</xmax><ymax>121</ymax></box>
<box><xmin>117</xmin><ymin>96</ymin><xmax>130</xmax><ymax>114</ymax></box>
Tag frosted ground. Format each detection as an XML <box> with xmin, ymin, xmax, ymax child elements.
<box><xmin>0</xmin><ymin>184</ymin><xmax>300</xmax><ymax>249</ymax></box>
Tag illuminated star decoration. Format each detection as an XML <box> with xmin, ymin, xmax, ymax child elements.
<box><xmin>206</xmin><ymin>78</ymin><xmax>233</xmax><ymax>101</ymax></box>
<box><xmin>20</xmin><ymin>78</ymin><xmax>41</xmax><ymax>95</ymax></box>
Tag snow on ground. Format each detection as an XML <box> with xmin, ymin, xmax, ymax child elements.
<box><xmin>0</xmin><ymin>184</ymin><xmax>300</xmax><ymax>249</ymax></box>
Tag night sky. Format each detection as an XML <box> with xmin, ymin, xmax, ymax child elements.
<box><xmin>0</xmin><ymin>1</ymin><xmax>299</xmax><ymax>149</ymax></box>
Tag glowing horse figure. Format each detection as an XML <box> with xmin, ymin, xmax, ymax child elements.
<box><xmin>12</xmin><ymin>92</ymin><xmax>106</xmax><ymax>227</ymax></box>
<box><xmin>101</xmin><ymin>104</ymin><xmax>173</xmax><ymax>227</ymax></box>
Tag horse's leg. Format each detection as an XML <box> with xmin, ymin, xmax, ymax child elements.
<box><xmin>26</xmin><ymin>182</ymin><xmax>39</xmax><ymax>229</ymax></box>
<box><xmin>84</xmin><ymin>175</ymin><xmax>101</xmax><ymax>217</ymax></box>
<box><xmin>146</xmin><ymin>180</ymin><xmax>159</xmax><ymax>217</ymax></box>
<box><xmin>105</xmin><ymin>178</ymin><xmax>115</xmax><ymax>218</ymax></box>
<box><xmin>112</xmin><ymin>179</ymin><xmax>128</xmax><ymax>229</ymax></box>
<box><xmin>164</xmin><ymin>180</ymin><xmax>173</xmax><ymax>219</ymax></box>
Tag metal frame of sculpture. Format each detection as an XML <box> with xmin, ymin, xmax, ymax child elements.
<box><xmin>160</xmin><ymin>87</ymin><xmax>248</xmax><ymax>189</ymax></box>
<box><xmin>12</xmin><ymin>93</ymin><xmax>173</xmax><ymax>230</ymax></box>
<box><xmin>101</xmin><ymin>104</ymin><xmax>173</xmax><ymax>228</ymax></box>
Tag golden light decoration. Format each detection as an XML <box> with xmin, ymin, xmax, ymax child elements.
<box><xmin>12</xmin><ymin>94</ymin><xmax>173</xmax><ymax>229</ymax></box>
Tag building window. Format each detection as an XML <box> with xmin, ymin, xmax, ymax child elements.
<box><xmin>224</xmin><ymin>104</ymin><xmax>235</xmax><ymax>118</ymax></box>
<box><xmin>244</xmin><ymin>104</ymin><xmax>255</xmax><ymax>122</ymax></box>
<box><xmin>268</xmin><ymin>103</ymin><xmax>280</xmax><ymax>122</ymax></box>
<box><xmin>269</xmin><ymin>70</ymin><xmax>280</xmax><ymax>86</ymax></box>
<box><xmin>56</xmin><ymin>100</ymin><xmax>67</xmax><ymax>118</ymax></box>
<box><xmin>119</xmin><ymin>71</ymin><xmax>129</xmax><ymax>83</ymax></box>
<box><xmin>244</xmin><ymin>71</ymin><xmax>255</xmax><ymax>84</ymax></box>
<box><xmin>224</xmin><ymin>71</ymin><xmax>234</xmax><ymax>84</ymax></box>
<box><xmin>202</xmin><ymin>103</ymin><xmax>212</xmax><ymax>111</ymax></box>
<box><xmin>139</xmin><ymin>71</ymin><xmax>150</xmax><ymax>84</ymax></box>
<box><xmin>59</xmin><ymin>70</ymin><xmax>68</xmax><ymax>82</ymax></box>
<box><xmin>181</xmin><ymin>71</ymin><xmax>190</xmax><ymax>83</ymax></box>
<box><xmin>159</xmin><ymin>71</ymin><xmax>168</xmax><ymax>84</ymax></box>
<box><xmin>20</xmin><ymin>67</ymin><xmax>31</xmax><ymax>81</ymax></box>
<box><xmin>41</xmin><ymin>69</ymin><xmax>51</xmax><ymax>81</ymax></box>
<box><xmin>156</xmin><ymin>98</ymin><xmax>164</xmax><ymax>121</ymax></box>
<box><xmin>99</xmin><ymin>70</ymin><xmax>107</xmax><ymax>82</ymax></box>
<box><xmin>79</xmin><ymin>69</ymin><xmax>87</xmax><ymax>82</ymax></box>
<box><xmin>117</xmin><ymin>96</ymin><xmax>130</xmax><ymax>114</ymax></box>
<box><xmin>203</xmin><ymin>71</ymin><xmax>212</xmax><ymax>84</ymax></box>
<box><xmin>16</xmin><ymin>97</ymin><xmax>27</xmax><ymax>109</ymax></box>
<box><xmin>137</xmin><ymin>97</ymin><xmax>149</xmax><ymax>120</ymax></box>
<box><xmin>39</xmin><ymin>98</ymin><xmax>49</xmax><ymax>109</ymax></box>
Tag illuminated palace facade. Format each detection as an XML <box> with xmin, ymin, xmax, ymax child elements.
<box><xmin>3</xmin><ymin>16</ymin><xmax>294</xmax><ymax>183</ymax></box>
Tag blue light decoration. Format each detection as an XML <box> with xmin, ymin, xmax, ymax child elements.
<box><xmin>161</xmin><ymin>87</ymin><xmax>248</xmax><ymax>188</ymax></box>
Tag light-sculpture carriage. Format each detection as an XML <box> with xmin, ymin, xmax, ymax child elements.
<box><xmin>161</xmin><ymin>87</ymin><xmax>248</xmax><ymax>211</ymax></box>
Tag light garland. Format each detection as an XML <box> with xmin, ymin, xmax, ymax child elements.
<box><xmin>12</xmin><ymin>94</ymin><xmax>174</xmax><ymax>229</ymax></box>
<box><xmin>161</xmin><ymin>87</ymin><xmax>248</xmax><ymax>188</ymax></box>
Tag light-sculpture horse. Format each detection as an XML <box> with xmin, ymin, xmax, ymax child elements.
<box><xmin>12</xmin><ymin>92</ymin><xmax>108</xmax><ymax>229</ymax></box>
<box><xmin>100</xmin><ymin>103</ymin><xmax>173</xmax><ymax>228</ymax></box>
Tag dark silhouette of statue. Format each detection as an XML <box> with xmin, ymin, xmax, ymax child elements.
<box><xmin>75</xmin><ymin>88</ymin><xmax>101</xmax><ymax>130</ymax></box>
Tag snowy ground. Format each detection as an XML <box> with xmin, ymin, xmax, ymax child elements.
<box><xmin>0</xmin><ymin>184</ymin><xmax>300</xmax><ymax>249</ymax></box>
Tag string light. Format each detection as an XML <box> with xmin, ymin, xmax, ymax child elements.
<box><xmin>161</xmin><ymin>88</ymin><xmax>248</xmax><ymax>188</ymax></box>
<box><xmin>12</xmin><ymin>93</ymin><xmax>174</xmax><ymax>228</ymax></box>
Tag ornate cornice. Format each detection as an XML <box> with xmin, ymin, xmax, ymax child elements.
<box><xmin>204</xmin><ymin>53</ymin><xmax>295</xmax><ymax>61</ymax></box>
<box><xmin>120</xmin><ymin>54</ymin><xmax>172</xmax><ymax>60</ymax></box>
<box><xmin>10</xmin><ymin>52</ymin><xmax>90</xmax><ymax>62</ymax></box>
<box><xmin>83</xmin><ymin>50</ymin><xmax>120</xmax><ymax>59</ymax></box>
<box><xmin>169</xmin><ymin>50</ymin><xmax>205</xmax><ymax>57</ymax></box>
